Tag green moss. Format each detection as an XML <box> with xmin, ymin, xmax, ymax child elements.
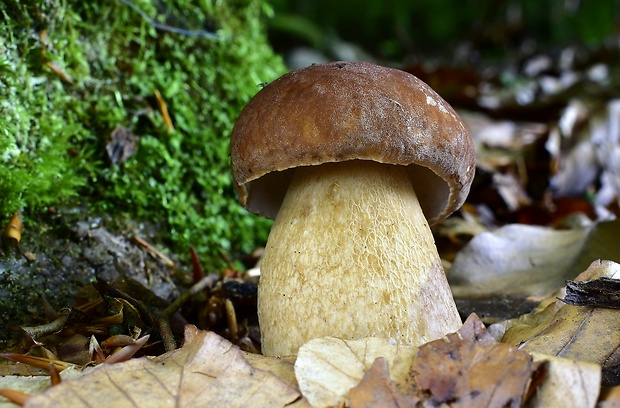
<box><xmin>0</xmin><ymin>0</ymin><xmax>285</xmax><ymax>265</ymax></box>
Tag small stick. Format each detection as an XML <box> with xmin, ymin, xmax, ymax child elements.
<box><xmin>164</xmin><ymin>274</ymin><xmax>219</xmax><ymax>317</ymax></box>
<box><xmin>134</xmin><ymin>235</ymin><xmax>175</xmax><ymax>268</ymax></box>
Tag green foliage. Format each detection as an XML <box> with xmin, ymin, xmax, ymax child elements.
<box><xmin>0</xmin><ymin>0</ymin><xmax>286</xmax><ymax>265</ymax></box>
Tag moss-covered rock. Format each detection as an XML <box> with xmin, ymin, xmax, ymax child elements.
<box><xmin>0</xmin><ymin>0</ymin><xmax>285</xmax><ymax>266</ymax></box>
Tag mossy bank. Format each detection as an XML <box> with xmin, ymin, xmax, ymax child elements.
<box><xmin>0</xmin><ymin>0</ymin><xmax>285</xmax><ymax>337</ymax></box>
<box><xmin>0</xmin><ymin>0</ymin><xmax>285</xmax><ymax>264</ymax></box>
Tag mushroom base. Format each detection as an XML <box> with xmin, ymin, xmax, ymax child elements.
<box><xmin>258</xmin><ymin>160</ymin><xmax>461</xmax><ymax>356</ymax></box>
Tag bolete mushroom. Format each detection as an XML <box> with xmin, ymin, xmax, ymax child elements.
<box><xmin>230</xmin><ymin>61</ymin><xmax>475</xmax><ymax>356</ymax></box>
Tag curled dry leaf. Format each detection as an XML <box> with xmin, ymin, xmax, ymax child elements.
<box><xmin>102</xmin><ymin>334</ymin><xmax>149</xmax><ymax>364</ymax></box>
<box><xmin>154</xmin><ymin>89</ymin><xmax>174</xmax><ymax>132</ymax></box>
<box><xmin>3</xmin><ymin>211</ymin><xmax>23</xmax><ymax>245</ymax></box>
<box><xmin>294</xmin><ymin>337</ymin><xmax>418</xmax><ymax>408</ymax></box>
<box><xmin>25</xmin><ymin>326</ymin><xmax>301</xmax><ymax>408</ymax></box>
<box><xmin>100</xmin><ymin>334</ymin><xmax>137</xmax><ymax>348</ymax></box>
<box><xmin>497</xmin><ymin>260</ymin><xmax>620</xmax><ymax>386</ymax></box>
<box><xmin>409</xmin><ymin>314</ymin><xmax>541</xmax><ymax>407</ymax></box>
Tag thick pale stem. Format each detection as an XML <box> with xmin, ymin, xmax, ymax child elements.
<box><xmin>258</xmin><ymin>160</ymin><xmax>461</xmax><ymax>356</ymax></box>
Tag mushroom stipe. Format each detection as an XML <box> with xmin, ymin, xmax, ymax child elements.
<box><xmin>259</xmin><ymin>161</ymin><xmax>461</xmax><ymax>356</ymax></box>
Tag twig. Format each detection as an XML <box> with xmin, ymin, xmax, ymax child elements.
<box><xmin>118</xmin><ymin>0</ymin><xmax>219</xmax><ymax>39</ymax></box>
<box><xmin>134</xmin><ymin>235</ymin><xmax>174</xmax><ymax>268</ymax></box>
<box><xmin>164</xmin><ymin>273</ymin><xmax>219</xmax><ymax>317</ymax></box>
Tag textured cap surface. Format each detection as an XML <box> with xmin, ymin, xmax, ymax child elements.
<box><xmin>230</xmin><ymin>61</ymin><xmax>475</xmax><ymax>224</ymax></box>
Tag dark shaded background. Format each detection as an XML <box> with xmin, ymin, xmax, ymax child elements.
<box><xmin>267</xmin><ymin>0</ymin><xmax>619</xmax><ymax>65</ymax></box>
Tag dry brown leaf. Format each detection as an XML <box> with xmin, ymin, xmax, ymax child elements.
<box><xmin>348</xmin><ymin>357</ymin><xmax>418</xmax><ymax>408</ymax></box>
<box><xmin>409</xmin><ymin>314</ymin><xmax>541</xmax><ymax>407</ymax></box>
<box><xmin>498</xmin><ymin>260</ymin><xmax>620</xmax><ymax>386</ymax></box>
<box><xmin>25</xmin><ymin>325</ymin><xmax>301</xmax><ymax>407</ymax></box>
<box><xmin>295</xmin><ymin>336</ymin><xmax>418</xmax><ymax>408</ymax></box>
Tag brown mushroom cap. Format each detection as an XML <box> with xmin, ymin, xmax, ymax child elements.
<box><xmin>230</xmin><ymin>61</ymin><xmax>475</xmax><ymax>225</ymax></box>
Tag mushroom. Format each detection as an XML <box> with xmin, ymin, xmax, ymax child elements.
<box><xmin>230</xmin><ymin>61</ymin><xmax>475</xmax><ymax>356</ymax></box>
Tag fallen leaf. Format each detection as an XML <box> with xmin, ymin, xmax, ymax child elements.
<box><xmin>498</xmin><ymin>260</ymin><xmax>620</xmax><ymax>386</ymax></box>
<box><xmin>409</xmin><ymin>314</ymin><xmax>541</xmax><ymax>407</ymax></box>
<box><xmin>25</xmin><ymin>325</ymin><xmax>301</xmax><ymax>407</ymax></box>
<box><xmin>449</xmin><ymin>220</ymin><xmax>620</xmax><ymax>309</ymax></box>
<box><xmin>528</xmin><ymin>352</ymin><xmax>601</xmax><ymax>408</ymax></box>
<box><xmin>459</xmin><ymin>106</ymin><xmax>546</xmax><ymax>170</ymax></box>
<box><xmin>295</xmin><ymin>337</ymin><xmax>417</xmax><ymax>408</ymax></box>
<box><xmin>348</xmin><ymin>357</ymin><xmax>418</xmax><ymax>408</ymax></box>
<box><xmin>242</xmin><ymin>352</ymin><xmax>299</xmax><ymax>390</ymax></box>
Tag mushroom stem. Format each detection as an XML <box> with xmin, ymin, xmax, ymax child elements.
<box><xmin>258</xmin><ymin>160</ymin><xmax>461</xmax><ymax>356</ymax></box>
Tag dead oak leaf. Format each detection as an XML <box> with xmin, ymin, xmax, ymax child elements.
<box><xmin>349</xmin><ymin>357</ymin><xmax>418</xmax><ymax>408</ymax></box>
<box><xmin>409</xmin><ymin>314</ymin><xmax>542</xmax><ymax>407</ymax></box>
<box><xmin>25</xmin><ymin>325</ymin><xmax>302</xmax><ymax>408</ymax></box>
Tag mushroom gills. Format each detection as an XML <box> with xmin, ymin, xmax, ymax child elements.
<box><xmin>258</xmin><ymin>159</ymin><xmax>461</xmax><ymax>356</ymax></box>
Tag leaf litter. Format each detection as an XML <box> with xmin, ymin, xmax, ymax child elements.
<box><xmin>495</xmin><ymin>259</ymin><xmax>620</xmax><ymax>387</ymax></box>
<box><xmin>1</xmin><ymin>313</ymin><xmax>612</xmax><ymax>407</ymax></box>
<box><xmin>23</xmin><ymin>325</ymin><xmax>304</xmax><ymax>408</ymax></box>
